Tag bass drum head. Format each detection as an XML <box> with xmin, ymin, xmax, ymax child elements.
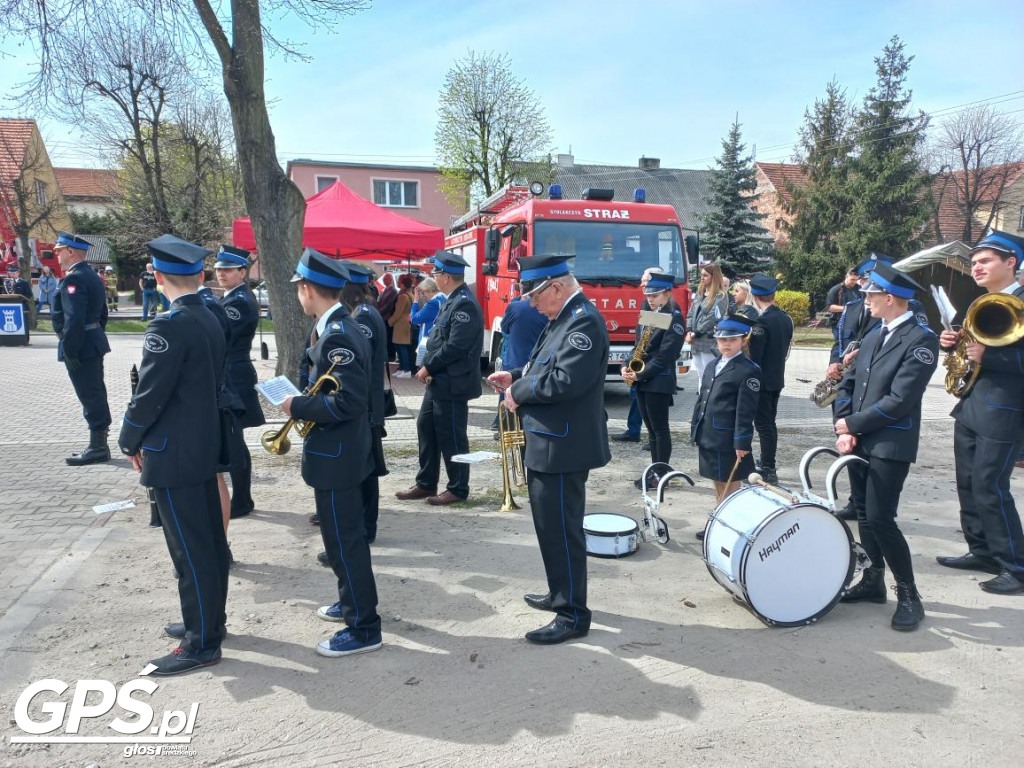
<box><xmin>741</xmin><ymin>505</ymin><xmax>853</xmax><ymax>626</ymax></box>
<box><xmin>584</xmin><ymin>513</ymin><xmax>639</xmax><ymax>558</ymax></box>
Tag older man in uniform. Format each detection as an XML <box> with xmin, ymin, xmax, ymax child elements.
<box><xmin>936</xmin><ymin>230</ymin><xmax>1024</xmax><ymax>594</ymax></box>
<box><xmin>119</xmin><ymin>234</ymin><xmax>230</xmax><ymax>674</ymax></box>
<box><xmin>746</xmin><ymin>274</ymin><xmax>793</xmax><ymax>485</ymax></box>
<box><xmin>215</xmin><ymin>245</ymin><xmax>265</xmax><ymax>519</ymax></box>
<box><xmin>834</xmin><ymin>263</ymin><xmax>938</xmax><ymax>631</ymax></box>
<box><xmin>52</xmin><ymin>232</ymin><xmax>112</xmax><ymax>465</ymax></box>
<box><xmin>488</xmin><ymin>254</ymin><xmax>611</xmax><ymax>644</ymax></box>
<box><xmin>397</xmin><ymin>250</ymin><xmax>484</xmax><ymax>506</ymax></box>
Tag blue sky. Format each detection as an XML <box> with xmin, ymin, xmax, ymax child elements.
<box><xmin>3</xmin><ymin>0</ymin><xmax>1023</xmax><ymax>170</ymax></box>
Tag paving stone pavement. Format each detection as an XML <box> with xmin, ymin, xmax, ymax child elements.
<box><xmin>0</xmin><ymin>333</ymin><xmax>954</xmax><ymax>639</ymax></box>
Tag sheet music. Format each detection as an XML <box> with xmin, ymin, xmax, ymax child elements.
<box><xmin>930</xmin><ymin>285</ymin><xmax>957</xmax><ymax>331</ymax></box>
<box><xmin>256</xmin><ymin>376</ymin><xmax>302</xmax><ymax>406</ymax></box>
<box><xmin>638</xmin><ymin>309</ymin><xmax>673</xmax><ymax>330</ymax></box>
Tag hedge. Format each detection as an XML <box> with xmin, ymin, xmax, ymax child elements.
<box><xmin>775</xmin><ymin>289</ymin><xmax>810</xmax><ymax>324</ymax></box>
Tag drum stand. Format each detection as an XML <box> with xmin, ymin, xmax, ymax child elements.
<box><xmin>639</xmin><ymin>462</ymin><xmax>695</xmax><ymax>545</ymax></box>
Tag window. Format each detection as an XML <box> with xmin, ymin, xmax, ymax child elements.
<box><xmin>35</xmin><ymin>179</ymin><xmax>47</xmax><ymax>207</ymax></box>
<box><xmin>316</xmin><ymin>176</ymin><xmax>338</xmax><ymax>193</ymax></box>
<box><xmin>372</xmin><ymin>179</ymin><xmax>419</xmax><ymax>208</ymax></box>
<box><xmin>1018</xmin><ymin>206</ymin><xmax>1024</xmax><ymax>231</ymax></box>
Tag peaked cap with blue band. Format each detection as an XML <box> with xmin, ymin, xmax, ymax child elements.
<box><xmin>861</xmin><ymin>262</ymin><xmax>923</xmax><ymax>300</ymax></box>
<box><xmin>749</xmin><ymin>273</ymin><xmax>779</xmax><ymax>296</ymax></box>
<box><xmin>54</xmin><ymin>231</ymin><xmax>92</xmax><ymax>251</ymax></box>
<box><xmin>643</xmin><ymin>273</ymin><xmax>675</xmax><ymax>295</ymax></box>
<box><xmin>972</xmin><ymin>229</ymin><xmax>1024</xmax><ymax>270</ymax></box>
<box><xmin>517</xmin><ymin>254</ymin><xmax>573</xmax><ymax>294</ymax></box>
<box><xmin>432</xmin><ymin>249</ymin><xmax>469</xmax><ymax>275</ymax></box>
<box><xmin>290</xmin><ymin>247</ymin><xmax>349</xmax><ymax>288</ymax></box>
<box><xmin>214</xmin><ymin>244</ymin><xmax>250</xmax><ymax>269</ymax></box>
<box><xmin>713</xmin><ymin>313</ymin><xmax>756</xmax><ymax>338</ymax></box>
<box><xmin>146</xmin><ymin>234</ymin><xmax>210</xmax><ymax>275</ymax></box>
<box><xmin>344</xmin><ymin>263</ymin><xmax>373</xmax><ymax>284</ymax></box>
<box><xmin>854</xmin><ymin>252</ymin><xmax>894</xmax><ymax>277</ymax></box>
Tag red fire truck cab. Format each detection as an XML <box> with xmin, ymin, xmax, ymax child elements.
<box><xmin>445</xmin><ymin>184</ymin><xmax>693</xmax><ymax>380</ymax></box>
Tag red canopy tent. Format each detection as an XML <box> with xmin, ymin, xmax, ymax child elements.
<box><xmin>231</xmin><ymin>180</ymin><xmax>444</xmax><ymax>259</ymax></box>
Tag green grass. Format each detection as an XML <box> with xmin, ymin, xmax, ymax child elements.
<box><xmin>791</xmin><ymin>326</ymin><xmax>835</xmax><ymax>348</ymax></box>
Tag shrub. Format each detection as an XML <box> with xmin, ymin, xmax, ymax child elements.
<box><xmin>775</xmin><ymin>289</ymin><xmax>809</xmax><ymax>324</ymax></box>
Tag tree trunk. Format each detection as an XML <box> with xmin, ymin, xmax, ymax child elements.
<box><xmin>15</xmin><ymin>233</ymin><xmax>38</xmax><ymax>331</ymax></box>
<box><xmin>217</xmin><ymin>0</ymin><xmax>307</xmax><ymax>382</ymax></box>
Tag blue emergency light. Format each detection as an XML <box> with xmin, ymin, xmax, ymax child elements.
<box><xmin>633</xmin><ymin>188</ymin><xmax>646</xmax><ymax>203</ymax></box>
<box><xmin>549</xmin><ymin>184</ymin><xmax>563</xmax><ymax>200</ymax></box>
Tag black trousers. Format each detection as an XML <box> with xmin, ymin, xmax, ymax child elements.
<box><xmin>954</xmin><ymin>422</ymin><xmax>1024</xmax><ymax>577</ymax></box>
<box><xmin>526</xmin><ymin>469</ymin><xmax>591</xmax><ymax>630</ymax></box>
<box><xmin>754</xmin><ymin>389</ymin><xmax>781</xmax><ymax>470</ymax></box>
<box><xmin>849</xmin><ymin>453</ymin><xmax>915</xmax><ymax>584</ymax></box>
<box><xmin>66</xmin><ymin>354</ymin><xmax>111</xmax><ymax>431</ymax></box>
<box><xmin>637</xmin><ymin>391</ymin><xmax>673</xmax><ymax>465</ymax></box>
<box><xmin>362</xmin><ymin>425</ymin><xmax>388</xmax><ymax>540</ymax></box>
<box><xmin>156</xmin><ymin>480</ymin><xmax>230</xmax><ymax>652</ymax></box>
<box><xmin>314</xmin><ymin>487</ymin><xmax>381</xmax><ymax>640</ymax></box>
<box><xmin>228</xmin><ymin>441</ymin><xmax>253</xmax><ymax>515</ymax></box>
<box><xmin>414</xmin><ymin>389</ymin><xmax>469</xmax><ymax>498</ymax></box>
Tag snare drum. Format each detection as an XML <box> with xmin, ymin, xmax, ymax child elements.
<box><xmin>583</xmin><ymin>513</ymin><xmax>640</xmax><ymax>558</ymax></box>
<box><xmin>703</xmin><ymin>486</ymin><xmax>854</xmax><ymax>626</ymax></box>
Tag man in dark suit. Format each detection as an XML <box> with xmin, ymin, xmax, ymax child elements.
<box><xmin>281</xmin><ymin>248</ymin><xmax>381</xmax><ymax>658</ymax></box>
<box><xmin>118</xmin><ymin>235</ymin><xmax>229</xmax><ymax>674</ymax></box>
<box><xmin>52</xmin><ymin>232</ymin><xmax>112</xmax><ymax>466</ymax></box>
<box><xmin>936</xmin><ymin>230</ymin><xmax>1024</xmax><ymax>595</ymax></box>
<box><xmin>746</xmin><ymin>274</ymin><xmax>794</xmax><ymax>484</ymax></box>
<box><xmin>215</xmin><ymin>245</ymin><xmax>266</xmax><ymax>519</ymax></box>
<box><xmin>488</xmin><ymin>255</ymin><xmax>611</xmax><ymax>645</ymax></box>
<box><xmin>397</xmin><ymin>250</ymin><xmax>484</xmax><ymax>506</ymax></box>
<box><xmin>833</xmin><ymin>263</ymin><xmax>938</xmax><ymax>631</ymax></box>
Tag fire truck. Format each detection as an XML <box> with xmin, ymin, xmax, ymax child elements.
<box><xmin>0</xmin><ymin>236</ymin><xmax>63</xmax><ymax>279</ymax></box>
<box><xmin>445</xmin><ymin>183</ymin><xmax>694</xmax><ymax>379</ymax></box>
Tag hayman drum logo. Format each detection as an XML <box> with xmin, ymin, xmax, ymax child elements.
<box><xmin>10</xmin><ymin>677</ymin><xmax>200</xmax><ymax>753</ymax></box>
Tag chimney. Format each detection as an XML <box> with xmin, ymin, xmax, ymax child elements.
<box><xmin>557</xmin><ymin>153</ymin><xmax>574</xmax><ymax>168</ymax></box>
<box><xmin>639</xmin><ymin>156</ymin><xmax>661</xmax><ymax>170</ymax></box>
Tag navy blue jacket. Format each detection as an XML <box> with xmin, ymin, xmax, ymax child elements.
<box><xmin>501</xmin><ymin>296</ymin><xmax>548</xmax><ymax>370</ymax></box>
<box><xmin>631</xmin><ymin>299</ymin><xmax>685</xmax><ymax>396</ymax></box>
<box><xmin>52</xmin><ymin>261</ymin><xmax>110</xmax><ymax>361</ymax></box>
<box><xmin>691</xmin><ymin>354</ymin><xmax>761</xmax><ymax>452</ymax></box>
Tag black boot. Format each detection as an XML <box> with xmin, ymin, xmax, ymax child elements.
<box><xmin>840</xmin><ymin>566</ymin><xmax>886</xmax><ymax>604</ymax></box>
<box><xmin>759</xmin><ymin>466</ymin><xmax>779</xmax><ymax>485</ymax></box>
<box><xmin>891</xmin><ymin>582</ymin><xmax>924</xmax><ymax>631</ymax></box>
<box><xmin>66</xmin><ymin>429</ymin><xmax>111</xmax><ymax>466</ymax></box>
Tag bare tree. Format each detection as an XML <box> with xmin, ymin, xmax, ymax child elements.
<box><xmin>3</xmin><ymin>0</ymin><xmax>370</xmax><ymax>380</ymax></box>
<box><xmin>435</xmin><ymin>51</ymin><xmax>553</xmax><ymax>206</ymax></box>
<box><xmin>931</xmin><ymin>105</ymin><xmax>1024</xmax><ymax>243</ymax></box>
<box><xmin>0</xmin><ymin>121</ymin><xmax>70</xmax><ymax>329</ymax></box>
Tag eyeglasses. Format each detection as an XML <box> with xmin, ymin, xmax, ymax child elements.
<box><xmin>522</xmin><ymin>279</ymin><xmax>554</xmax><ymax>301</ymax></box>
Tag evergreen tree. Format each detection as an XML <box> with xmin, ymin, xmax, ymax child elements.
<box><xmin>700</xmin><ymin>118</ymin><xmax>771</xmax><ymax>276</ymax></box>
<box><xmin>775</xmin><ymin>80</ymin><xmax>856</xmax><ymax>297</ymax></box>
<box><xmin>838</xmin><ymin>35</ymin><xmax>931</xmax><ymax>261</ymax></box>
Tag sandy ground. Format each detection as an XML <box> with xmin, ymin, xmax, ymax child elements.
<box><xmin>2</xmin><ymin>417</ymin><xmax>1023</xmax><ymax>767</ymax></box>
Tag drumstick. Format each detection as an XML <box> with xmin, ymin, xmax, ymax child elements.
<box><xmin>716</xmin><ymin>455</ymin><xmax>742</xmax><ymax>504</ymax></box>
<box><xmin>748</xmin><ymin>473</ymin><xmax>799</xmax><ymax>503</ymax></box>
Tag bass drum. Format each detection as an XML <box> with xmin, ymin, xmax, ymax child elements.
<box><xmin>583</xmin><ymin>513</ymin><xmax>640</xmax><ymax>558</ymax></box>
<box><xmin>703</xmin><ymin>486</ymin><xmax>855</xmax><ymax>626</ymax></box>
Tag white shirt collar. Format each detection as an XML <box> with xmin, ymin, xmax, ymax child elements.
<box><xmin>715</xmin><ymin>351</ymin><xmax>741</xmax><ymax>374</ymax></box>
<box><xmin>224</xmin><ymin>283</ymin><xmax>246</xmax><ymax>297</ymax></box>
<box><xmin>881</xmin><ymin>310</ymin><xmax>913</xmax><ymax>338</ymax></box>
<box><xmin>555</xmin><ymin>290</ymin><xmax>582</xmax><ymax>320</ymax></box>
<box><xmin>999</xmin><ymin>282</ymin><xmax>1020</xmax><ymax>295</ymax></box>
<box><xmin>315</xmin><ymin>301</ymin><xmax>344</xmax><ymax>338</ymax></box>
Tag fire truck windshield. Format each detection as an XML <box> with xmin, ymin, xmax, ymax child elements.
<box><xmin>532</xmin><ymin>221</ymin><xmax>686</xmax><ymax>284</ymax></box>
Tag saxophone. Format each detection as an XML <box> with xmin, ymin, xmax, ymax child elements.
<box><xmin>809</xmin><ymin>342</ymin><xmax>854</xmax><ymax>407</ymax></box>
<box><xmin>626</xmin><ymin>325</ymin><xmax>655</xmax><ymax>388</ymax></box>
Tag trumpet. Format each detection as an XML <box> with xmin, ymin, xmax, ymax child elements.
<box><xmin>497</xmin><ymin>401</ymin><xmax>526</xmax><ymax>512</ymax></box>
<box><xmin>944</xmin><ymin>293</ymin><xmax>1024</xmax><ymax>397</ymax></box>
<box><xmin>261</xmin><ymin>362</ymin><xmax>340</xmax><ymax>455</ymax></box>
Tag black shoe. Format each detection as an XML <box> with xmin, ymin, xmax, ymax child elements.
<box><xmin>611</xmin><ymin>431</ymin><xmax>640</xmax><ymax>443</ymax></box>
<box><xmin>164</xmin><ymin>622</ymin><xmax>186</xmax><ymax>639</ymax></box>
<box><xmin>147</xmin><ymin>646</ymin><xmax>222</xmax><ymax>676</ymax></box>
<box><xmin>836</xmin><ymin>502</ymin><xmax>857</xmax><ymax>521</ymax></box>
<box><xmin>227</xmin><ymin>544</ymin><xmax>235</xmax><ymax>569</ymax></box>
<box><xmin>66</xmin><ymin>429</ymin><xmax>111</xmax><ymax>466</ymax></box>
<box><xmin>525</xmin><ymin>619</ymin><xmax>589</xmax><ymax>645</ymax></box>
<box><xmin>891</xmin><ymin>582</ymin><xmax>924</xmax><ymax>631</ymax></box>
<box><xmin>309</xmin><ymin>513</ymin><xmax>320</xmax><ymax>526</ymax></box>
<box><xmin>841</xmin><ymin>567</ymin><xmax>887</xmax><ymax>604</ymax></box>
<box><xmin>759</xmin><ymin>468</ymin><xmax>779</xmax><ymax>485</ymax></box>
<box><xmin>640</xmin><ymin>442</ymin><xmax>650</xmax><ymax>452</ymax></box>
<box><xmin>980</xmin><ymin>570</ymin><xmax>1024</xmax><ymax>595</ymax></box>
<box><xmin>936</xmin><ymin>552</ymin><xmax>1001</xmax><ymax>575</ymax></box>
<box><xmin>230</xmin><ymin>503</ymin><xmax>253</xmax><ymax>519</ymax></box>
<box><xmin>317</xmin><ymin>550</ymin><xmax>329</xmax><ymax>567</ymax></box>
<box><xmin>695</xmin><ymin>529</ymin><xmax>705</xmax><ymax>541</ymax></box>
<box><xmin>524</xmin><ymin>593</ymin><xmax>554</xmax><ymax>611</ymax></box>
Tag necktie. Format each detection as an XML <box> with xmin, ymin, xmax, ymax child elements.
<box><xmin>873</xmin><ymin>327</ymin><xmax>889</xmax><ymax>360</ymax></box>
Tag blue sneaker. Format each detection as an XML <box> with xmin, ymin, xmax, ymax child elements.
<box><xmin>316</xmin><ymin>602</ymin><xmax>344</xmax><ymax>622</ymax></box>
<box><xmin>316</xmin><ymin>629</ymin><xmax>382</xmax><ymax>658</ymax></box>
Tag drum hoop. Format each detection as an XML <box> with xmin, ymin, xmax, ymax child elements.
<box><xmin>583</xmin><ymin>514</ymin><xmax>639</xmax><ymax>537</ymax></box>
<box><xmin>737</xmin><ymin>504</ymin><xmax>856</xmax><ymax>628</ymax></box>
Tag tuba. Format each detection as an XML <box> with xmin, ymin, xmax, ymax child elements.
<box><xmin>261</xmin><ymin>362</ymin><xmax>340</xmax><ymax>455</ymax></box>
<box><xmin>497</xmin><ymin>401</ymin><xmax>526</xmax><ymax>511</ymax></box>
<box><xmin>944</xmin><ymin>293</ymin><xmax>1024</xmax><ymax>397</ymax></box>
